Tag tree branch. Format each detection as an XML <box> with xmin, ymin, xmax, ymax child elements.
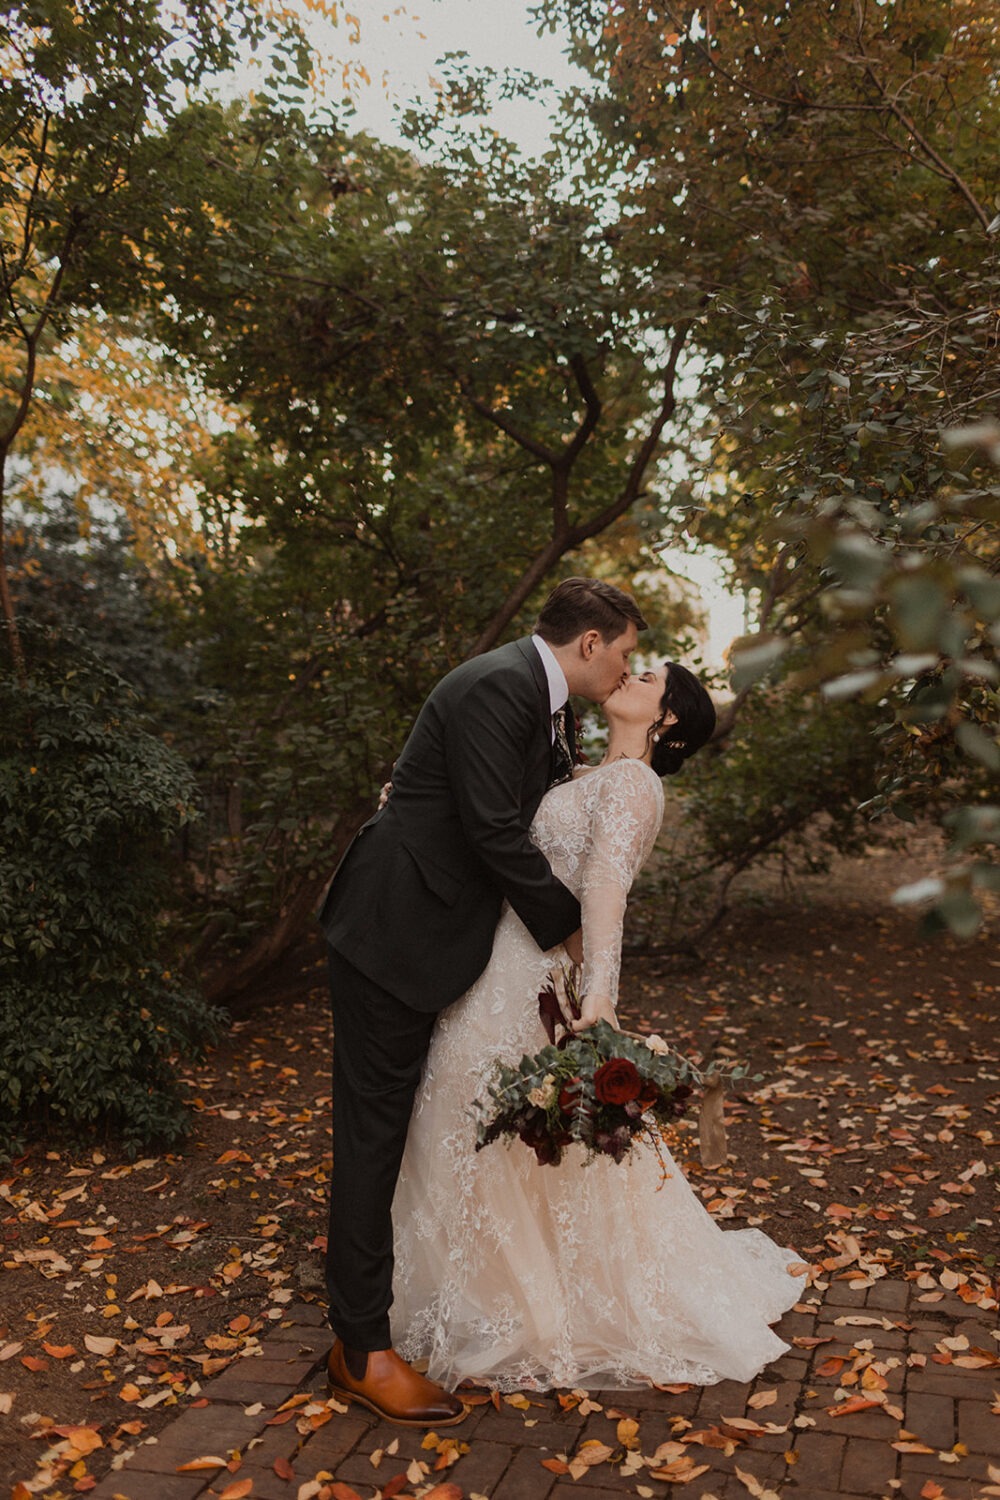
<box><xmin>861</xmin><ymin>66</ymin><xmax>991</xmax><ymax>230</ymax></box>
<box><xmin>457</xmin><ymin>376</ymin><xmax>561</xmax><ymax>464</ymax></box>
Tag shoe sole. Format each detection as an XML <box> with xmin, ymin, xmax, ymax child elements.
<box><xmin>327</xmin><ymin>1378</ymin><xmax>467</xmax><ymax>1428</ymax></box>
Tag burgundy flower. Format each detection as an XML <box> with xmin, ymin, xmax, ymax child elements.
<box><xmin>594</xmin><ymin>1125</ymin><xmax>632</xmax><ymax>1163</ymax></box>
<box><xmin>593</xmin><ymin>1057</ymin><xmax>642</xmax><ymax>1106</ymax></box>
<box><xmin>558</xmin><ymin>1076</ymin><xmax>585</xmax><ymax>1115</ymax></box>
<box><xmin>636</xmin><ymin>1080</ymin><xmax>660</xmax><ymax>1112</ymax></box>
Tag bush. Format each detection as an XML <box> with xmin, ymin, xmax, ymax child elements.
<box><xmin>0</xmin><ymin>623</ymin><xmax>222</xmax><ymax>1157</ymax></box>
<box><xmin>628</xmin><ymin>683</ymin><xmax>886</xmax><ymax>951</ymax></box>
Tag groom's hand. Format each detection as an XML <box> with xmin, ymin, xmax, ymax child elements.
<box><xmin>570</xmin><ymin>993</ymin><xmax>619</xmax><ymax>1032</ymax></box>
<box><xmin>563</xmin><ymin>928</ymin><xmax>584</xmax><ymax>966</ymax></box>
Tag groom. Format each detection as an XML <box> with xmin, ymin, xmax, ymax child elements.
<box><xmin>318</xmin><ymin>577</ymin><xmax>646</xmax><ymax>1425</ymax></box>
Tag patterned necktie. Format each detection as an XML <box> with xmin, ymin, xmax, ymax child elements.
<box><xmin>551</xmin><ymin>706</ymin><xmax>575</xmax><ymax>786</ymax></box>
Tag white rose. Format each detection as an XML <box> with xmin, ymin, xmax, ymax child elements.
<box><xmin>528</xmin><ymin>1073</ymin><xmax>557</xmax><ymax>1108</ymax></box>
<box><xmin>643</xmin><ymin>1033</ymin><xmax>670</xmax><ymax>1055</ymax></box>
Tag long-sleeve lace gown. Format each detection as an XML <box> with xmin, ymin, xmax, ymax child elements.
<box><xmin>391</xmin><ymin>760</ymin><xmax>801</xmax><ymax>1391</ymax></box>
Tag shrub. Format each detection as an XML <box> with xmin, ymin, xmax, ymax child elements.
<box><xmin>0</xmin><ymin>623</ymin><xmax>222</xmax><ymax>1157</ymax></box>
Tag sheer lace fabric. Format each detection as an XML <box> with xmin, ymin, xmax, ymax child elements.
<box><xmin>391</xmin><ymin>761</ymin><xmax>800</xmax><ymax>1390</ymax></box>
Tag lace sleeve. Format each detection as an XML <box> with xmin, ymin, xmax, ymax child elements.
<box><xmin>580</xmin><ymin>762</ymin><xmax>664</xmax><ymax>1004</ymax></box>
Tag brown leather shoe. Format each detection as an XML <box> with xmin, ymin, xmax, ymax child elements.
<box><xmin>326</xmin><ymin>1339</ymin><xmax>466</xmax><ymax>1427</ymax></box>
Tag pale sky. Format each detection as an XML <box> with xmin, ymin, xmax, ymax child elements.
<box><xmin>301</xmin><ymin>0</ymin><xmax>584</xmax><ymax>152</ymax></box>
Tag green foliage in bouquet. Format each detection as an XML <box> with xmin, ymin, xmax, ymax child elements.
<box><xmin>473</xmin><ymin>1020</ymin><xmax>748</xmax><ymax>1168</ymax></box>
<box><xmin>0</xmin><ymin>624</ymin><xmax>222</xmax><ymax>1158</ymax></box>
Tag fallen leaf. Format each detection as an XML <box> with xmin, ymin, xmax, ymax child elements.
<box><xmin>747</xmin><ymin>1389</ymin><xmax>777</xmax><ymax>1409</ymax></box>
<box><xmin>572</xmin><ymin>1440</ymin><xmax>615</xmax><ymax>1467</ymax></box>
<box><xmin>735</xmin><ymin>1465</ymin><xmax>781</xmax><ymax>1500</ymax></box>
<box><xmin>219</xmin><ymin>1482</ymin><xmax>254</xmax><ymax>1500</ymax></box>
<box><xmin>617</xmin><ymin>1416</ymin><xmax>640</xmax><ymax>1448</ymax></box>
<box><xmin>825</xmin><ymin>1397</ymin><xmax>884</xmax><ymax>1417</ymax></box>
<box><xmin>84</xmin><ymin>1335</ymin><xmax>118</xmax><ymax>1356</ymax></box>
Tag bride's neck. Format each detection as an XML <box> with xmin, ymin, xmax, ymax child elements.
<box><xmin>599</xmin><ymin>726</ymin><xmax>652</xmax><ymax>767</ymax></box>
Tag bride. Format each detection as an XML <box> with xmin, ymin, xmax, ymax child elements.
<box><xmin>390</xmin><ymin>662</ymin><xmax>803</xmax><ymax>1392</ymax></box>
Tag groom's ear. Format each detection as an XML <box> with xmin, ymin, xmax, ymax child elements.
<box><xmin>578</xmin><ymin>629</ymin><xmax>601</xmax><ymax>660</ymax></box>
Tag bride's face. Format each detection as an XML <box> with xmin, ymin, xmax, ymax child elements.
<box><xmin>604</xmin><ymin>665</ymin><xmax>675</xmax><ymax>731</ymax></box>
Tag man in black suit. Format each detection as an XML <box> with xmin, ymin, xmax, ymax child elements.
<box><xmin>319</xmin><ymin>577</ymin><xmax>646</xmax><ymax>1425</ymax></box>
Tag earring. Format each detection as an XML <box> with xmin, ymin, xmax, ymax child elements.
<box><xmin>652</xmin><ymin>731</ymin><xmax>661</xmax><ymax>743</ymax></box>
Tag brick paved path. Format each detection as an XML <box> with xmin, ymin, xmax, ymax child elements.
<box><xmin>88</xmin><ymin>1279</ymin><xmax>998</xmax><ymax>1500</ymax></box>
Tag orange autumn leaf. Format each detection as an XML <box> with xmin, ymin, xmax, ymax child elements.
<box><xmin>218</xmin><ymin>1483</ymin><xmax>254</xmax><ymax>1500</ymax></box>
<box><xmin>380</xmin><ymin>1474</ymin><xmax>409</xmax><ymax>1499</ymax></box>
<box><xmin>21</xmin><ymin>1356</ymin><xmax>47</xmax><ymax>1372</ymax></box>
<box><xmin>541</xmin><ymin>1458</ymin><xmax>570</xmax><ymax>1474</ymax></box>
<box><xmin>328</xmin><ymin>1487</ymin><xmax>363</xmax><ymax>1500</ymax></box>
<box><xmin>825</xmin><ymin>1397</ymin><xmax>883</xmax><ymax>1417</ymax></box>
<box><xmin>422</xmin><ymin>1487</ymin><xmax>464</xmax><ymax>1500</ymax></box>
<box><xmin>42</xmin><ymin>1343</ymin><xmax>78</xmax><ymax>1359</ymax></box>
<box><xmin>272</xmin><ymin>1456</ymin><xmax>295</xmax><ymax>1481</ymax></box>
<box><xmin>815</xmin><ymin>1357</ymin><xmax>846</xmax><ymax>1377</ymax></box>
<box><xmin>175</xmin><ymin>1456</ymin><xmax>227</xmax><ymax>1472</ymax></box>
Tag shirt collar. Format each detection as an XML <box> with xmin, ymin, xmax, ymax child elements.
<box><xmin>531</xmin><ymin>634</ymin><xmax>568</xmax><ymax>716</ymax></box>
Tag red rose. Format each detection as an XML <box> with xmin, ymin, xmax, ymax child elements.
<box><xmin>593</xmin><ymin>1057</ymin><xmax>642</xmax><ymax>1106</ymax></box>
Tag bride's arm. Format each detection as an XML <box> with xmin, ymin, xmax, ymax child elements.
<box><xmin>570</xmin><ymin>762</ymin><xmax>663</xmax><ymax>1032</ymax></box>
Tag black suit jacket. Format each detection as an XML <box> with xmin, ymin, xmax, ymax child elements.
<box><xmin>319</xmin><ymin>638</ymin><xmax>581</xmax><ymax>1012</ymax></box>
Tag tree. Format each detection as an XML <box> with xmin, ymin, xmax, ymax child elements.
<box><xmin>111</xmin><ymin>98</ymin><xmax>711</xmax><ymax>1002</ymax></box>
<box><xmin>0</xmin><ymin>0</ymin><xmax>300</xmax><ymax>672</ymax></box>
<box><xmin>533</xmin><ymin>0</ymin><xmax>999</xmax><ymax>928</ymax></box>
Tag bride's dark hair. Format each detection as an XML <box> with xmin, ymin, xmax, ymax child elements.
<box><xmin>650</xmin><ymin>662</ymin><xmax>717</xmax><ymax>777</ymax></box>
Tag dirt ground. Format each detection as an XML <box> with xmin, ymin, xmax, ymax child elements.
<box><xmin>1</xmin><ymin>826</ymin><xmax>996</xmax><ymax>1496</ymax></box>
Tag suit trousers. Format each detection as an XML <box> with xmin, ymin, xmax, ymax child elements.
<box><xmin>324</xmin><ymin>943</ymin><xmax>438</xmax><ymax>1350</ymax></box>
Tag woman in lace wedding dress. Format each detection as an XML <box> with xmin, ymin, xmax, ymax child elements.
<box><xmin>391</xmin><ymin>663</ymin><xmax>803</xmax><ymax>1392</ymax></box>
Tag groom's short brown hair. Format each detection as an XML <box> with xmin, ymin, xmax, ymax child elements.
<box><xmin>536</xmin><ymin>577</ymin><xmax>647</xmax><ymax>646</ymax></box>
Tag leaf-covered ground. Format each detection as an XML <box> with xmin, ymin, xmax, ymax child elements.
<box><xmin>1</xmin><ymin>829</ymin><xmax>996</xmax><ymax>1496</ymax></box>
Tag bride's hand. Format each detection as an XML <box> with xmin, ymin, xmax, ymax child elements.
<box><xmin>562</xmin><ymin>928</ymin><xmax>584</xmax><ymax>966</ymax></box>
<box><xmin>570</xmin><ymin>993</ymin><xmax>619</xmax><ymax>1033</ymax></box>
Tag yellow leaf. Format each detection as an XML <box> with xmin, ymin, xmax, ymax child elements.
<box><xmin>617</xmin><ymin>1416</ymin><xmax>640</xmax><ymax>1448</ymax></box>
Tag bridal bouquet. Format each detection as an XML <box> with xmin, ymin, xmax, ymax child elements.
<box><xmin>472</xmin><ymin>969</ymin><xmax>749</xmax><ymax>1168</ymax></box>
